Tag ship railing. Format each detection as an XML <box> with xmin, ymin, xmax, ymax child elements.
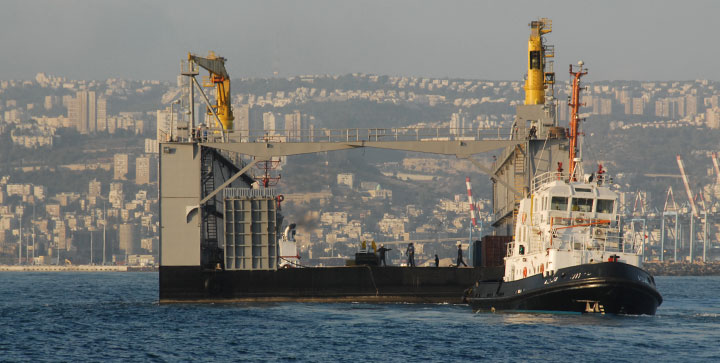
<box><xmin>532</xmin><ymin>171</ymin><xmax>568</xmax><ymax>192</ymax></box>
<box><xmin>224</xmin><ymin>188</ymin><xmax>277</xmax><ymax>199</ymax></box>
<box><xmin>531</xmin><ymin>171</ymin><xmax>614</xmax><ymax>192</ymax></box>
<box><xmin>550</xmin><ymin>216</ymin><xmax>628</xmax><ymax>253</ymax></box>
<box><xmin>216</xmin><ymin>127</ymin><xmax>512</xmax><ymax>144</ymax></box>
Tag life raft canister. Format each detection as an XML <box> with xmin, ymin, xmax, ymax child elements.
<box><xmin>523</xmin><ymin>267</ymin><xmax>527</xmax><ymax>278</ymax></box>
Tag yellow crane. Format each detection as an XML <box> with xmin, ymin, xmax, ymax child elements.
<box><xmin>188</xmin><ymin>51</ymin><xmax>234</xmax><ymax>131</ymax></box>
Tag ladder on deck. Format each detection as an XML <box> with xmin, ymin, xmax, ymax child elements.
<box><xmin>512</xmin><ymin>145</ymin><xmax>526</xmax><ymax>222</ymax></box>
<box><xmin>201</xmin><ymin>149</ymin><xmax>218</xmax><ymax>249</ymax></box>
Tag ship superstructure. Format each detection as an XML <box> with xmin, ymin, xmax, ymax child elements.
<box><xmin>505</xmin><ymin>169</ymin><xmax>637</xmax><ymax>281</ymax></box>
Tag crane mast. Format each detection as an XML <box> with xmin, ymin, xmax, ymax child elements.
<box><xmin>188</xmin><ymin>51</ymin><xmax>234</xmax><ymax>131</ymax></box>
<box><xmin>524</xmin><ymin>18</ymin><xmax>554</xmax><ymax>105</ymax></box>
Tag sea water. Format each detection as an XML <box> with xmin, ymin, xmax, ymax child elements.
<box><xmin>0</xmin><ymin>273</ymin><xmax>718</xmax><ymax>362</ymax></box>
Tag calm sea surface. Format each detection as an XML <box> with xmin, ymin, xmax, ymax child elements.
<box><xmin>0</xmin><ymin>273</ymin><xmax>718</xmax><ymax>362</ymax></box>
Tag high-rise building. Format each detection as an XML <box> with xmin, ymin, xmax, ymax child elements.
<box><xmin>449</xmin><ymin>109</ymin><xmax>467</xmax><ymax>135</ymax></box>
<box><xmin>136</xmin><ymin>156</ymin><xmax>151</xmax><ymax>185</ymax></box>
<box><xmin>632</xmin><ymin>98</ymin><xmax>644</xmax><ymax>115</ymax></box>
<box><xmin>706</xmin><ymin>107</ymin><xmax>720</xmax><ymax>129</ymax></box>
<box><xmin>235</xmin><ymin>104</ymin><xmax>250</xmax><ymax>139</ymax></box>
<box><xmin>67</xmin><ymin>96</ymin><xmax>81</xmax><ymax>131</ymax></box>
<box><xmin>87</xmin><ymin>91</ymin><xmax>96</xmax><ymax>132</ymax></box>
<box><xmin>600</xmin><ymin>98</ymin><xmax>612</xmax><ymax>115</ymax></box>
<box><xmin>686</xmin><ymin>94</ymin><xmax>698</xmax><ymax>116</ymax></box>
<box><xmin>337</xmin><ymin>173</ymin><xmax>355</xmax><ymax>188</ymax></box>
<box><xmin>156</xmin><ymin>107</ymin><xmax>173</xmax><ymax>141</ymax></box>
<box><xmin>678</xmin><ymin>97</ymin><xmax>686</xmax><ymax>117</ymax></box>
<box><xmin>54</xmin><ymin>220</ymin><xmax>71</xmax><ymax>251</ymax></box>
<box><xmin>144</xmin><ymin>138</ymin><xmax>159</xmax><ymax>154</ymax></box>
<box><xmin>97</xmin><ymin>97</ymin><xmax>108</xmax><ymax>132</ymax></box>
<box><xmin>114</xmin><ymin>153</ymin><xmax>129</xmax><ymax>180</ymax></box>
<box><xmin>263</xmin><ymin>112</ymin><xmax>277</xmax><ymax>134</ymax></box>
<box><xmin>109</xmin><ymin>182</ymin><xmax>124</xmax><ymax>209</ymax></box>
<box><xmin>68</xmin><ymin>91</ymin><xmax>97</xmax><ymax>134</ymax></box>
<box><xmin>284</xmin><ymin>110</ymin><xmax>304</xmax><ymax>141</ymax></box>
<box><xmin>118</xmin><ymin>223</ymin><xmax>138</xmax><ymax>255</ymax></box>
<box><xmin>249</xmin><ymin>106</ymin><xmax>263</xmax><ymax>132</ymax></box>
<box><xmin>88</xmin><ymin>179</ymin><xmax>102</xmax><ymax>197</ymax></box>
<box><xmin>44</xmin><ymin>95</ymin><xmax>56</xmax><ymax>110</ymax></box>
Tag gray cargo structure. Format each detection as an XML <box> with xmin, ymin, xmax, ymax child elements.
<box><xmin>159</xmin><ymin>136</ymin><xmax>515</xmax><ymax>303</ymax></box>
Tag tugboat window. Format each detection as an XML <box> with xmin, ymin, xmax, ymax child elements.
<box><xmin>571</xmin><ymin>198</ymin><xmax>594</xmax><ymax>212</ymax></box>
<box><xmin>597</xmin><ymin>199</ymin><xmax>614</xmax><ymax>213</ymax></box>
<box><xmin>550</xmin><ymin>196</ymin><xmax>568</xmax><ymax>211</ymax></box>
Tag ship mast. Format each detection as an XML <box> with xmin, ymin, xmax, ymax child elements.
<box><xmin>568</xmin><ymin>61</ymin><xmax>587</xmax><ymax>181</ymax></box>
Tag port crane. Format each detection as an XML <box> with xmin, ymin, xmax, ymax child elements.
<box><xmin>676</xmin><ymin>154</ymin><xmax>708</xmax><ymax>262</ymax></box>
<box><xmin>661</xmin><ymin>186</ymin><xmax>679</xmax><ymax>262</ymax></box>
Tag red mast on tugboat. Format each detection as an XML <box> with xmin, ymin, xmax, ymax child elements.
<box><xmin>568</xmin><ymin>61</ymin><xmax>587</xmax><ymax>181</ymax></box>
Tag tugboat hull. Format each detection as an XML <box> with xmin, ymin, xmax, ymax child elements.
<box><xmin>465</xmin><ymin>262</ymin><xmax>662</xmax><ymax>315</ymax></box>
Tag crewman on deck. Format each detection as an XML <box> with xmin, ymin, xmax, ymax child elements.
<box><xmin>456</xmin><ymin>243</ymin><xmax>467</xmax><ymax>267</ymax></box>
<box><xmin>406</xmin><ymin>243</ymin><xmax>415</xmax><ymax>267</ymax></box>
<box><xmin>434</xmin><ymin>254</ymin><xmax>439</xmax><ymax>268</ymax></box>
<box><xmin>361</xmin><ymin>240</ymin><xmax>367</xmax><ymax>252</ymax></box>
<box><xmin>371</xmin><ymin>240</ymin><xmax>377</xmax><ymax>253</ymax></box>
<box><xmin>377</xmin><ymin>244</ymin><xmax>391</xmax><ymax>266</ymax></box>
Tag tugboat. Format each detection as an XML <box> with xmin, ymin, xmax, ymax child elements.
<box><xmin>464</xmin><ymin>61</ymin><xmax>662</xmax><ymax>315</ymax></box>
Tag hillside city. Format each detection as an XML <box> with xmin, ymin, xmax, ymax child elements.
<box><xmin>1</xmin><ymin>72</ymin><xmax>720</xmax><ymax>266</ymax></box>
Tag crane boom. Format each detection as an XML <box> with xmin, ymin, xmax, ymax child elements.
<box><xmin>676</xmin><ymin>154</ymin><xmax>698</xmax><ymax>218</ymax></box>
<box><xmin>712</xmin><ymin>152</ymin><xmax>720</xmax><ymax>185</ymax></box>
<box><xmin>188</xmin><ymin>51</ymin><xmax>234</xmax><ymax>131</ymax></box>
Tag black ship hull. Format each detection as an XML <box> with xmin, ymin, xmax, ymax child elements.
<box><xmin>160</xmin><ymin>265</ymin><xmax>503</xmax><ymax>303</ymax></box>
<box><xmin>464</xmin><ymin>262</ymin><xmax>662</xmax><ymax>315</ymax></box>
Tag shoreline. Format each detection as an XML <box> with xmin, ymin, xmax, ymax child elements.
<box><xmin>1</xmin><ymin>263</ymin><xmax>718</xmax><ymax>276</ymax></box>
<box><xmin>643</xmin><ymin>261</ymin><xmax>720</xmax><ymax>276</ymax></box>
<box><xmin>0</xmin><ymin>265</ymin><xmax>157</xmax><ymax>272</ymax></box>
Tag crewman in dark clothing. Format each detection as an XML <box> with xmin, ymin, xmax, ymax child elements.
<box><xmin>434</xmin><ymin>254</ymin><xmax>439</xmax><ymax>268</ymax></box>
<box><xmin>406</xmin><ymin>243</ymin><xmax>415</xmax><ymax>267</ymax></box>
<box><xmin>377</xmin><ymin>245</ymin><xmax>392</xmax><ymax>266</ymax></box>
<box><xmin>456</xmin><ymin>244</ymin><xmax>467</xmax><ymax>267</ymax></box>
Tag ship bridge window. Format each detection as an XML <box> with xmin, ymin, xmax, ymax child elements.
<box><xmin>597</xmin><ymin>199</ymin><xmax>615</xmax><ymax>213</ymax></box>
<box><xmin>571</xmin><ymin>198</ymin><xmax>594</xmax><ymax>212</ymax></box>
<box><xmin>530</xmin><ymin>51</ymin><xmax>541</xmax><ymax>69</ymax></box>
<box><xmin>550</xmin><ymin>196</ymin><xmax>568</xmax><ymax>211</ymax></box>
<box><xmin>574</xmin><ymin>188</ymin><xmax>592</xmax><ymax>193</ymax></box>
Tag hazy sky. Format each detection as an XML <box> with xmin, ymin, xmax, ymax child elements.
<box><xmin>1</xmin><ymin>0</ymin><xmax>718</xmax><ymax>82</ymax></box>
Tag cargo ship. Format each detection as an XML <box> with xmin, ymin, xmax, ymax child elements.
<box><xmin>464</xmin><ymin>20</ymin><xmax>662</xmax><ymax>314</ymax></box>
<box><xmin>157</xmin><ymin>18</ymin><xmax>659</xmax><ymax>307</ymax></box>
<box><xmin>158</xmin><ymin>52</ymin><xmax>518</xmax><ymax>303</ymax></box>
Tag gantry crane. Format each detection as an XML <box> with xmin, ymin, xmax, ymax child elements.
<box><xmin>188</xmin><ymin>51</ymin><xmax>234</xmax><ymax>131</ymax></box>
